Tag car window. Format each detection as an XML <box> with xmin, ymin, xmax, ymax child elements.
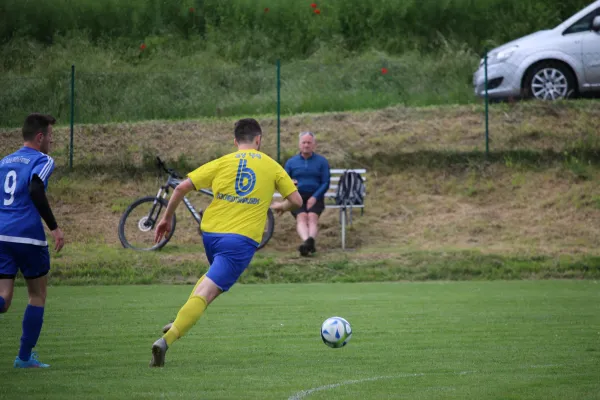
<box><xmin>563</xmin><ymin>8</ymin><xmax>600</xmax><ymax>35</ymax></box>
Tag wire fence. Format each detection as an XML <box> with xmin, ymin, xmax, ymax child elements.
<box><xmin>1</xmin><ymin>52</ymin><xmax>599</xmax><ymax>167</ymax></box>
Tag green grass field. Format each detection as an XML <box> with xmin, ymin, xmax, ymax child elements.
<box><xmin>1</xmin><ymin>281</ymin><xmax>598</xmax><ymax>399</ymax></box>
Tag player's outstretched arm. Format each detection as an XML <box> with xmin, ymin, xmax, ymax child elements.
<box><xmin>29</xmin><ymin>175</ymin><xmax>64</xmax><ymax>252</ymax></box>
<box><xmin>154</xmin><ymin>178</ymin><xmax>195</xmax><ymax>243</ymax></box>
<box><xmin>271</xmin><ymin>191</ymin><xmax>303</xmax><ymax>216</ymax></box>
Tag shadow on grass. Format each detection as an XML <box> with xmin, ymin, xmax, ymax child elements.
<box><xmin>54</xmin><ymin>148</ymin><xmax>600</xmax><ymax>179</ymax></box>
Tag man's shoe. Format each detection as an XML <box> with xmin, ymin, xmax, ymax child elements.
<box><xmin>306</xmin><ymin>237</ymin><xmax>316</xmax><ymax>253</ymax></box>
<box><xmin>14</xmin><ymin>352</ymin><xmax>50</xmax><ymax>368</ymax></box>
<box><xmin>162</xmin><ymin>321</ymin><xmax>174</xmax><ymax>334</ymax></box>
<box><xmin>298</xmin><ymin>242</ymin><xmax>310</xmax><ymax>257</ymax></box>
<box><xmin>149</xmin><ymin>338</ymin><xmax>168</xmax><ymax>367</ymax></box>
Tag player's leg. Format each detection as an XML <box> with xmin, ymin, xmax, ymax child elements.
<box><xmin>151</xmin><ymin>234</ymin><xmax>219</xmax><ymax>367</ymax></box>
<box><xmin>14</xmin><ymin>244</ymin><xmax>50</xmax><ymax>368</ymax></box>
<box><xmin>14</xmin><ymin>275</ymin><xmax>49</xmax><ymax>368</ymax></box>
<box><xmin>188</xmin><ymin>274</ymin><xmax>206</xmax><ymax>299</ymax></box>
<box><xmin>161</xmin><ymin>244</ymin><xmax>213</xmax><ymax>334</ymax></box>
<box><xmin>161</xmin><ymin>276</ymin><xmax>218</xmax><ymax>346</ymax></box>
<box><xmin>161</xmin><ymin>274</ymin><xmax>208</xmax><ymax>334</ymax></box>
<box><xmin>0</xmin><ymin>241</ymin><xmax>18</xmax><ymax>313</ymax></box>
<box><xmin>150</xmin><ymin>276</ymin><xmax>217</xmax><ymax>367</ymax></box>
<box><xmin>188</xmin><ymin>241</ymin><xmax>215</xmax><ymax>300</ymax></box>
<box><xmin>0</xmin><ymin>278</ymin><xmax>15</xmax><ymax>313</ymax></box>
<box><xmin>150</xmin><ymin>234</ymin><xmax>256</xmax><ymax>367</ymax></box>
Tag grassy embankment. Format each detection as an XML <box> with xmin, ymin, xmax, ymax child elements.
<box><xmin>2</xmin><ymin>101</ymin><xmax>600</xmax><ymax>284</ymax></box>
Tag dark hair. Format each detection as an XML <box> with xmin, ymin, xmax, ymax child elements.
<box><xmin>234</xmin><ymin>118</ymin><xmax>262</xmax><ymax>144</ymax></box>
<box><xmin>22</xmin><ymin>113</ymin><xmax>56</xmax><ymax>141</ymax></box>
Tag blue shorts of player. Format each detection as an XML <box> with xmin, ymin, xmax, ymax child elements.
<box><xmin>0</xmin><ymin>242</ymin><xmax>50</xmax><ymax>279</ymax></box>
<box><xmin>203</xmin><ymin>233</ymin><xmax>258</xmax><ymax>292</ymax></box>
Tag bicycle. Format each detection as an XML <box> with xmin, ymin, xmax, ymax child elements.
<box><xmin>118</xmin><ymin>156</ymin><xmax>275</xmax><ymax>251</ymax></box>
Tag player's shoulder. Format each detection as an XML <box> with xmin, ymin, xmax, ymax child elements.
<box><xmin>256</xmin><ymin>152</ymin><xmax>282</xmax><ymax>167</ymax></box>
<box><xmin>1</xmin><ymin>147</ymin><xmax>51</xmax><ymax>167</ymax></box>
<box><xmin>20</xmin><ymin>147</ymin><xmax>53</xmax><ymax>162</ymax></box>
<box><xmin>32</xmin><ymin>152</ymin><xmax>54</xmax><ymax>169</ymax></box>
<box><xmin>256</xmin><ymin>150</ymin><xmax>274</xmax><ymax>161</ymax></box>
<box><xmin>211</xmin><ymin>151</ymin><xmax>240</xmax><ymax>166</ymax></box>
<box><xmin>1</xmin><ymin>147</ymin><xmax>24</xmax><ymax>160</ymax></box>
<box><xmin>0</xmin><ymin>151</ymin><xmax>16</xmax><ymax>165</ymax></box>
<box><xmin>36</xmin><ymin>152</ymin><xmax>54</xmax><ymax>163</ymax></box>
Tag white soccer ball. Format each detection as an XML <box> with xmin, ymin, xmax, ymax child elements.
<box><xmin>320</xmin><ymin>316</ymin><xmax>352</xmax><ymax>348</ymax></box>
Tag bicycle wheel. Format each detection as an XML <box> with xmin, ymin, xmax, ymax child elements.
<box><xmin>257</xmin><ymin>208</ymin><xmax>275</xmax><ymax>250</ymax></box>
<box><xmin>118</xmin><ymin>196</ymin><xmax>176</xmax><ymax>251</ymax></box>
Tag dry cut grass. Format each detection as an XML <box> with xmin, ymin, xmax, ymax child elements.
<box><xmin>2</xmin><ymin>101</ymin><xmax>599</xmax><ymax>260</ymax></box>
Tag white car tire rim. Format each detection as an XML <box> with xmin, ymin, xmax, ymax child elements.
<box><xmin>531</xmin><ymin>68</ymin><xmax>568</xmax><ymax>100</ymax></box>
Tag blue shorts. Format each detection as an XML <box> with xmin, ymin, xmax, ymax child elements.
<box><xmin>203</xmin><ymin>233</ymin><xmax>258</xmax><ymax>292</ymax></box>
<box><xmin>0</xmin><ymin>241</ymin><xmax>50</xmax><ymax>279</ymax></box>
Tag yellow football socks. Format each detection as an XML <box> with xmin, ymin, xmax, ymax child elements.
<box><xmin>163</xmin><ymin>295</ymin><xmax>208</xmax><ymax>346</ymax></box>
<box><xmin>189</xmin><ymin>274</ymin><xmax>205</xmax><ymax>299</ymax></box>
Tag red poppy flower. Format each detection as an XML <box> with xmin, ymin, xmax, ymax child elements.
<box><xmin>140</xmin><ymin>43</ymin><xmax>147</xmax><ymax>51</ymax></box>
<box><xmin>189</xmin><ymin>7</ymin><xmax>195</xmax><ymax>13</ymax></box>
<box><xmin>381</xmin><ymin>67</ymin><xmax>388</xmax><ymax>75</ymax></box>
<box><xmin>311</xmin><ymin>3</ymin><xmax>317</xmax><ymax>8</ymax></box>
<box><xmin>264</xmin><ymin>7</ymin><xmax>269</xmax><ymax>12</ymax></box>
<box><xmin>314</xmin><ymin>9</ymin><xmax>321</xmax><ymax>14</ymax></box>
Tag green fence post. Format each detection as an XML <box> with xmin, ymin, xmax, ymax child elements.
<box><xmin>70</xmin><ymin>64</ymin><xmax>75</xmax><ymax>170</ymax></box>
<box><xmin>276</xmin><ymin>59</ymin><xmax>281</xmax><ymax>164</ymax></box>
<box><xmin>484</xmin><ymin>50</ymin><xmax>489</xmax><ymax>158</ymax></box>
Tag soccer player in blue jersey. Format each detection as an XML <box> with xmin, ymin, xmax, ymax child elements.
<box><xmin>0</xmin><ymin>113</ymin><xmax>65</xmax><ymax>368</ymax></box>
<box><xmin>149</xmin><ymin>118</ymin><xmax>302</xmax><ymax>367</ymax></box>
<box><xmin>284</xmin><ymin>131</ymin><xmax>330</xmax><ymax>256</ymax></box>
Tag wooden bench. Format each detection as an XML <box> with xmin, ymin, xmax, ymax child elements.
<box><xmin>274</xmin><ymin>168</ymin><xmax>367</xmax><ymax>250</ymax></box>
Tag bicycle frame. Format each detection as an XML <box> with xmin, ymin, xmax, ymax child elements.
<box><xmin>149</xmin><ymin>174</ymin><xmax>214</xmax><ymax>228</ymax></box>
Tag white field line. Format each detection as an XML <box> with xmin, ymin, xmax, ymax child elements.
<box><xmin>287</xmin><ymin>364</ymin><xmax>562</xmax><ymax>400</ymax></box>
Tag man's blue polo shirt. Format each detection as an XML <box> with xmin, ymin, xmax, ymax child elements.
<box><xmin>284</xmin><ymin>153</ymin><xmax>330</xmax><ymax>199</ymax></box>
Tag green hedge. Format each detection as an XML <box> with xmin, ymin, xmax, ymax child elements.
<box><xmin>0</xmin><ymin>0</ymin><xmax>591</xmax><ymax>61</ymax></box>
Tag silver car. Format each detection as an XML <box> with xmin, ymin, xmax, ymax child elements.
<box><xmin>473</xmin><ymin>0</ymin><xmax>600</xmax><ymax>101</ymax></box>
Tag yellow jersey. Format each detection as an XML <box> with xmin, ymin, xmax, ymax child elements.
<box><xmin>187</xmin><ymin>149</ymin><xmax>297</xmax><ymax>244</ymax></box>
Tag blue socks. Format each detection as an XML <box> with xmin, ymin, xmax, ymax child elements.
<box><xmin>0</xmin><ymin>296</ymin><xmax>5</xmax><ymax>312</ymax></box>
<box><xmin>19</xmin><ymin>305</ymin><xmax>45</xmax><ymax>362</ymax></box>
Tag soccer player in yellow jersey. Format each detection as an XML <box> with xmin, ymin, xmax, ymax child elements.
<box><xmin>149</xmin><ymin>118</ymin><xmax>302</xmax><ymax>367</ymax></box>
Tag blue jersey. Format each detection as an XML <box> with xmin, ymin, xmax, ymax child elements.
<box><xmin>0</xmin><ymin>147</ymin><xmax>55</xmax><ymax>246</ymax></box>
<box><xmin>284</xmin><ymin>153</ymin><xmax>330</xmax><ymax>199</ymax></box>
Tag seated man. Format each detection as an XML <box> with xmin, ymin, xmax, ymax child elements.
<box><xmin>284</xmin><ymin>131</ymin><xmax>330</xmax><ymax>256</ymax></box>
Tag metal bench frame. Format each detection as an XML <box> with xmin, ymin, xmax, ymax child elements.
<box><xmin>274</xmin><ymin>168</ymin><xmax>367</xmax><ymax>250</ymax></box>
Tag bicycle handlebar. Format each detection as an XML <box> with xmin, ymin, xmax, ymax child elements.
<box><xmin>156</xmin><ymin>156</ymin><xmax>184</xmax><ymax>179</ymax></box>
<box><xmin>156</xmin><ymin>156</ymin><xmax>214</xmax><ymax>196</ymax></box>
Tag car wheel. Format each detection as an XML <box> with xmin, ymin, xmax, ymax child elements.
<box><xmin>523</xmin><ymin>61</ymin><xmax>576</xmax><ymax>101</ymax></box>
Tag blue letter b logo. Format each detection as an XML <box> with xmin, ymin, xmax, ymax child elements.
<box><xmin>235</xmin><ymin>159</ymin><xmax>256</xmax><ymax>196</ymax></box>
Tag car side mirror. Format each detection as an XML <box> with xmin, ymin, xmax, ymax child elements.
<box><xmin>593</xmin><ymin>15</ymin><xmax>600</xmax><ymax>32</ymax></box>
